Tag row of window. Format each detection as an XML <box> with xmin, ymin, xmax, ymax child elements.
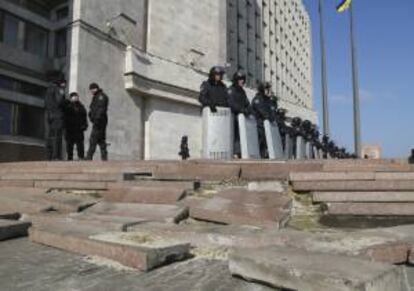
<box><xmin>0</xmin><ymin>74</ymin><xmax>47</xmax><ymax>99</ymax></box>
<box><xmin>0</xmin><ymin>9</ymin><xmax>67</xmax><ymax>58</ymax></box>
<box><xmin>0</xmin><ymin>99</ymin><xmax>44</xmax><ymax>140</ymax></box>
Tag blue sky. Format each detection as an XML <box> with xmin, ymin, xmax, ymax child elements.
<box><xmin>303</xmin><ymin>0</ymin><xmax>414</xmax><ymax>158</ymax></box>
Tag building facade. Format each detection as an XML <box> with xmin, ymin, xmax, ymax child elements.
<box><xmin>0</xmin><ymin>0</ymin><xmax>316</xmax><ymax>161</ymax></box>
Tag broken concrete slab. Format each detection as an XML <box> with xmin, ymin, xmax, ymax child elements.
<box><xmin>290</xmin><ymin>172</ymin><xmax>375</xmax><ymax>181</ymax></box>
<box><xmin>229</xmin><ymin>246</ymin><xmax>403</xmax><ymax>291</ymax></box>
<box><xmin>314</xmin><ymin>192</ymin><xmax>414</xmax><ymax>203</ymax></box>
<box><xmin>29</xmin><ymin>227</ymin><xmax>190</xmax><ymax>271</ymax></box>
<box><xmin>247</xmin><ymin>181</ymin><xmax>287</xmax><ymax>192</ymax></box>
<box><xmin>0</xmin><ymin>219</ymin><xmax>31</xmax><ymax>241</ymax></box>
<box><xmin>293</xmin><ymin>180</ymin><xmax>414</xmax><ymax>192</ymax></box>
<box><xmin>326</xmin><ymin>203</ymin><xmax>414</xmax><ymax>216</ymax></box>
<box><xmin>190</xmin><ymin>197</ymin><xmax>290</xmax><ymax>229</ymax></box>
<box><xmin>103</xmin><ymin>186</ymin><xmax>186</xmax><ymax>205</ymax></box>
<box><xmin>84</xmin><ymin>202</ymin><xmax>188</xmax><ymax>223</ymax></box>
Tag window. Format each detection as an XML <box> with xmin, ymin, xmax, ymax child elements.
<box><xmin>56</xmin><ymin>6</ymin><xmax>69</xmax><ymax>20</ymax></box>
<box><xmin>25</xmin><ymin>22</ymin><xmax>48</xmax><ymax>57</ymax></box>
<box><xmin>55</xmin><ymin>28</ymin><xmax>67</xmax><ymax>57</ymax></box>
<box><xmin>0</xmin><ymin>100</ymin><xmax>12</xmax><ymax>135</ymax></box>
<box><xmin>0</xmin><ymin>99</ymin><xmax>44</xmax><ymax>139</ymax></box>
<box><xmin>0</xmin><ymin>75</ymin><xmax>47</xmax><ymax>99</ymax></box>
<box><xmin>0</xmin><ymin>12</ymin><xmax>19</xmax><ymax>47</ymax></box>
<box><xmin>5</xmin><ymin>0</ymin><xmax>50</xmax><ymax>19</ymax></box>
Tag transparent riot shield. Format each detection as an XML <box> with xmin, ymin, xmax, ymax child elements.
<box><xmin>264</xmin><ymin>120</ymin><xmax>284</xmax><ymax>160</ymax></box>
<box><xmin>202</xmin><ymin>107</ymin><xmax>234</xmax><ymax>160</ymax></box>
<box><xmin>238</xmin><ymin>114</ymin><xmax>260</xmax><ymax>159</ymax></box>
<box><xmin>296</xmin><ymin>135</ymin><xmax>306</xmax><ymax>160</ymax></box>
<box><xmin>284</xmin><ymin>133</ymin><xmax>294</xmax><ymax>160</ymax></box>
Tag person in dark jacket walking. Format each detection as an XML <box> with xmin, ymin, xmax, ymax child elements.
<box><xmin>228</xmin><ymin>71</ymin><xmax>252</xmax><ymax>158</ymax></box>
<box><xmin>252</xmin><ymin>82</ymin><xmax>277</xmax><ymax>159</ymax></box>
<box><xmin>64</xmin><ymin>92</ymin><xmax>88</xmax><ymax>160</ymax></box>
<box><xmin>199</xmin><ymin>66</ymin><xmax>229</xmax><ymax>112</ymax></box>
<box><xmin>86</xmin><ymin>83</ymin><xmax>109</xmax><ymax>161</ymax></box>
<box><xmin>45</xmin><ymin>74</ymin><xmax>66</xmax><ymax>161</ymax></box>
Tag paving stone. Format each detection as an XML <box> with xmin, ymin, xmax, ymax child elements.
<box><xmin>293</xmin><ymin>180</ymin><xmax>414</xmax><ymax>192</ymax></box>
<box><xmin>103</xmin><ymin>186</ymin><xmax>186</xmax><ymax>205</ymax></box>
<box><xmin>314</xmin><ymin>192</ymin><xmax>414</xmax><ymax>203</ymax></box>
<box><xmin>29</xmin><ymin>227</ymin><xmax>190</xmax><ymax>271</ymax></box>
<box><xmin>0</xmin><ymin>219</ymin><xmax>31</xmax><ymax>241</ymax></box>
<box><xmin>190</xmin><ymin>196</ymin><xmax>290</xmax><ymax>229</ymax></box>
<box><xmin>85</xmin><ymin>202</ymin><xmax>188</xmax><ymax>223</ymax></box>
<box><xmin>326</xmin><ymin>203</ymin><xmax>414</xmax><ymax>216</ymax></box>
<box><xmin>290</xmin><ymin>172</ymin><xmax>375</xmax><ymax>181</ymax></box>
<box><xmin>247</xmin><ymin>180</ymin><xmax>287</xmax><ymax>192</ymax></box>
<box><xmin>229</xmin><ymin>246</ymin><xmax>403</xmax><ymax>291</ymax></box>
<box><xmin>108</xmin><ymin>180</ymin><xmax>196</xmax><ymax>190</ymax></box>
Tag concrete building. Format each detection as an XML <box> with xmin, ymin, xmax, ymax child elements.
<box><xmin>0</xmin><ymin>0</ymin><xmax>316</xmax><ymax>162</ymax></box>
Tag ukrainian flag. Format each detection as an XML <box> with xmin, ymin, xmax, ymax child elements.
<box><xmin>337</xmin><ymin>0</ymin><xmax>352</xmax><ymax>13</ymax></box>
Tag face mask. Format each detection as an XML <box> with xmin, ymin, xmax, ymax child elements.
<box><xmin>59</xmin><ymin>88</ymin><xmax>65</xmax><ymax>95</ymax></box>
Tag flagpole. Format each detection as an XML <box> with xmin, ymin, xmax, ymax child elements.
<box><xmin>319</xmin><ymin>0</ymin><xmax>330</xmax><ymax>137</ymax></box>
<box><xmin>349</xmin><ymin>1</ymin><xmax>362</xmax><ymax>158</ymax></box>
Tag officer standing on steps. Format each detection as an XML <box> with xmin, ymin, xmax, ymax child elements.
<box><xmin>64</xmin><ymin>92</ymin><xmax>88</xmax><ymax>161</ymax></box>
<box><xmin>86</xmin><ymin>83</ymin><xmax>109</xmax><ymax>161</ymax></box>
<box><xmin>252</xmin><ymin>82</ymin><xmax>277</xmax><ymax>159</ymax></box>
<box><xmin>228</xmin><ymin>71</ymin><xmax>252</xmax><ymax>159</ymax></box>
<box><xmin>45</xmin><ymin>72</ymin><xmax>66</xmax><ymax>161</ymax></box>
<box><xmin>199</xmin><ymin>66</ymin><xmax>229</xmax><ymax>112</ymax></box>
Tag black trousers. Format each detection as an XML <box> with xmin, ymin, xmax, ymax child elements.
<box><xmin>87</xmin><ymin>124</ymin><xmax>108</xmax><ymax>161</ymax></box>
<box><xmin>66</xmin><ymin>132</ymin><xmax>84</xmax><ymax>161</ymax></box>
<box><xmin>257</xmin><ymin>124</ymin><xmax>268</xmax><ymax>159</ymax></box>
<box><xmin>233</xmin><ymin>118</ymin><xmax>241</xmax><ymax>158</ymax></box>
<box><xmin>46</xmin><ymin>120</ymin><xmax>63</xmax><ymax>161</ymax></box>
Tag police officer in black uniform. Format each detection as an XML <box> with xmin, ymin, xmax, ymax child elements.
<box><xmin>64</xmin><ymin>92</ymin><xmax>88</xmax><ymax>160</ymax></box>
<box><xmin>45</xmin><ymin>73</ymin><xmax>66</xmax><ymax>161</ymax></box>
<box><xmin>252</xmin><ymin>82</ymin><xmax>277</xmax><ymax>159</ymax></box>
<box><xmin>86</xmin><ymin>83</ymin><xmax>109</xmax><ymax>161</ymax></box>
<box><xmin>199</xmin><ymin>66</ymin><xmax>229</xmax><ymax>112</ymax></box>
<box><xmin>228</xmin><ymin>71</ymin><xmax>252</xmax><ymax>158</ymax></box>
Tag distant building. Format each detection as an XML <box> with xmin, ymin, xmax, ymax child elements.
<box><xmin>0</xmin><ymin>0</ymin><xmax>316</xmax><ymax>162</ymax></box>
<box><xmin>362</xmin><ymin>145</ymin><xmax>382</xmax><ymax>159</ymax></box>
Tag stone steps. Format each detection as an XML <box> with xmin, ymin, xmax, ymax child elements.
<box><xmin>313</xmin><ymin>191</ymin><xmax>414</xmax><ymax>203</ymax></box>
<box><xmin>293</xmin><ymin>180</ymin><xmax>414</xmax><ymax>192</ymax></box>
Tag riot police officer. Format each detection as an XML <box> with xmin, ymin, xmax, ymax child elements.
<box><xmin>86</xmin><ymin>83</ymin><xmax>109</xmax><ymax>161</ymax></box>
<box><xmin>228</xmin><ymin>71</ymin><xmax>252</xmax><ymax>158</ymax></box>
<box><xmin>252</xmin><ymin>82</ymin><xmax>277</xmax><ymax>158</ymax></box>
<box><xmin>199</xmin><ymin>66</ymin><xmax>229</xmax><ymax>112</ymax></box>
<box><xmin>45</xmin><ymin>72</ymin><xmax>66</xmax><ymax>161</ymax></box>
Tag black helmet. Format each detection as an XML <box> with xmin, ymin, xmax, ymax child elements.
<box><xmin>258</xmin><ymin>82</ymin><xmax>272</xmax><ymax>93</ymax></box>
<box><xmin>291</xmin><ymin>117</ymin><xmax>302</xmax><ymax>128</ymax></box>
<box><xmin>276</xmin><ymin>108</ymin><xmax>287</xmax><ymax>119</ymax></box>
<box><xmin>302</xmin><ymin>120</ymin><xmax>312</xmax><ymax>131</ymax></box>
<box><xmin>209</xmin><ymin>66</ymin><xmax>225</xmax><ymax>78</ymax></box>
<box><xmin>232</xmin><ymin>71</ymin><xmax>246</xmax><ymax>84</ymax></box>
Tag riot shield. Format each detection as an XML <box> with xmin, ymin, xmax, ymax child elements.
<box><xmin>264</xmin><ymin>120</ymin><xmax>284</xmax><ymax>160</ymax></box>
<box><xmin>238</xmin><ymin>114</ymin><xmax>260</xmax><ymax>159</ymax></box>
<box><xmin>202</xmin><ymin>107</ymin><xmax>234</xmax><ymax>160</ymax></box>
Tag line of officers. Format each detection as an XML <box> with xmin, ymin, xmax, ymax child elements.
<box><xmin>199</xmin><ymin>66</ymin><xmax>354</xmax><ymax>159</ymax></box>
